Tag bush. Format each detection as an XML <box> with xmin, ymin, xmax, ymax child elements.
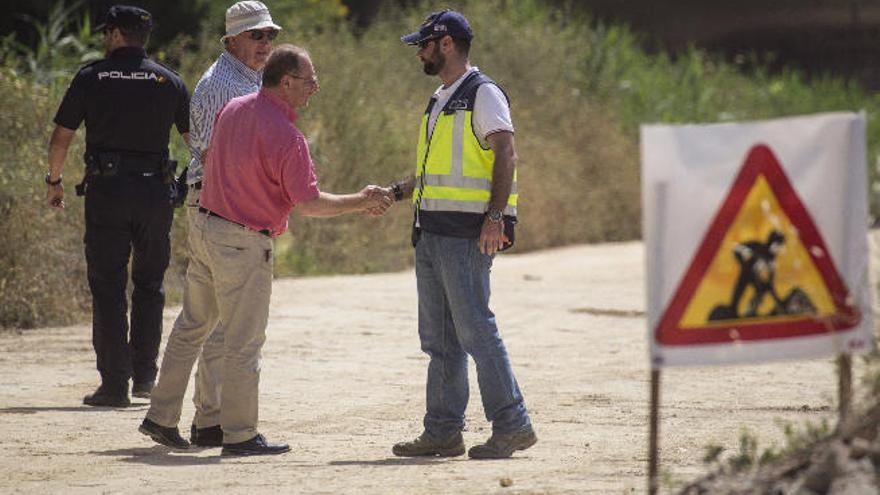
<box><xmin>0</xmin><ymin>68</ymin><xmax>90</xmax><ymax>328</ymax></box>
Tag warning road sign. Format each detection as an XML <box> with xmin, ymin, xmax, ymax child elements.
<box><xmin>656</xmin><ymin>144</ymin><xmax>860</xmax><ymax>346</ymax></box>
<box><xmin>642</xmin><ymin>112</ymin><xmax>873</xmax><ymax>367</ymax></box>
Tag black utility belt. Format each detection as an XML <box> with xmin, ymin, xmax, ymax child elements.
<box><xmin>198</xmin><ymin>207</ymin><xmax>271</xmax><ymax>237</ymax></box>
<box><xmin>88</xmin><ymin>170</ymin><xmax>163</xmax><ymax>178</ymax></box>
<box><xmin>77</xmin><ymin>151</ymin><xmax>176</xmax><ymax>196</ymax></box>
<box><xmin>84</xmin><ymin>151</ymin><xmax>175</xmax><ymax>177</ymax></box>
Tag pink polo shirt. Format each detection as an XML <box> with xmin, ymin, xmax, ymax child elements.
<box><xmin>199</xmin><ymin>89</ymin><xmax>320</xmax><ymax>237</ymax></box>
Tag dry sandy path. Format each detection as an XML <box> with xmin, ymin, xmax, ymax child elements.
<box><xmin>0</xmin><ymin>242</ymin><xmax>848</xmax><ymax>494</ymax></box>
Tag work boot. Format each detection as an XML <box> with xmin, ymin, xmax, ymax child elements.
<box><xmin>83</xmin><ymin>386</ymin><xmax>130</xmax><ymax>408</ymax></box>
<box><xmin>468</xmin><ymin>425</ymin><xmax>537</xmax><ymax>459</ymax></box>
<box><xmin>190</xmin><ymin>424</ymin><xmax>224</xmax><ymax>447</ymax></box>
<box><xmin>392</xmin><ymin>431</ymin><xmax>465</xmax><ymax>457</ymax></box>
<box><xmin>131</xmin><ymin>381</ymin><xmax>154</xmax><ymax>399</ymax></box>
<box><xmin>139</xmin><ymin>418</ymin><xmax>190</xmax><ymax>450</ymax></box>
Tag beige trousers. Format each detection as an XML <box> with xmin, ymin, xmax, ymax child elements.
<box><xmin>186</xmin><ymin>189</ymin><xmax>224</xmax><ymax>429</ymax></box>
<box><xmin>147</xmin><ymin>209</ymin><xmax>273</xmax><ymax>444</ymax></box>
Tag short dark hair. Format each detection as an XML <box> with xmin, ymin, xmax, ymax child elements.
<box><xmin>263</xmin><ymin>44</ymin><xmax>309</xmax><ymax>87</ymax></box>
<box><xmin>113</xmin><ymin>25</ymin><xmax>150</xmax><ymax>47</ymax></box>
<box><xmin>451</xmin><ymin>36</ymin><xmax>470</xmax><ymax>56</ymax></box>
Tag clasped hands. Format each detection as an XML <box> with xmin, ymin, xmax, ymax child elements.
<box><xmin>360</xmin><ymin>185</ymin><xmax>394</xmax><ymax>216</ymax></box>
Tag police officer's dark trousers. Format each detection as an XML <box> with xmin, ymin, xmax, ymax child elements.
<box><xmin>84</xmin><ymin>173</ymin><xmax>173</xmax><ymax>394</ymax></box>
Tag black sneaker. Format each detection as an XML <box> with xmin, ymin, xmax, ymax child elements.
<box><xmin>83</xmin><ymin>387</ymin><xmax>130</xmax><ymax>408</ymax></box>
<box><xmin>468</xmin><ymin>425</ymin><xmax>537</xmax><ymax>459</ymax></box>
<box><xmin>139</xmin><ymin>418</ymin><xmax>190</xmax><ymax>450</ymax></box>
<box><xmin>131</xmin><ymin>381</ymin><xmax>154</xmax><ymax>399</ymax></box>
<box><xmin>190</xmin><ymin>424</ymin><xmax>224</xmax><ymax>447</ymax></box>
<box><xmin>221</xmin><ymin>434</ymin><xmax>290</xmax><ymax>456</ymax></box>
<box><xmin>392</xmin><ymin>431</ymin><xmax>465</xmax><ymax>457</ymax></box>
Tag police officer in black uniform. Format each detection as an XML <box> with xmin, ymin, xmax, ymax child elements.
<box><xmin>46</xmin><ymin>5</ymin><xmax>190</xmax><ymax>407</ymax></box>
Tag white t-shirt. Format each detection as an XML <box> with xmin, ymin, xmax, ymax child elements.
<box><xmin>426</xmin><ymin>66</ymin><xmax>514</xmax><ymax>148</ymax></box>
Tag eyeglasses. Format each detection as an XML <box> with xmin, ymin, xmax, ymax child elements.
<box><xmin>247</xmin><ymin>29</ymin><xmax>279</xmax><ymax>41</ymax></box>
<box><xmin>286</xmin><ymin>73</ymin><xmax>319</xmax><ymax>87</ymax></box>
<box><xmin>418</xmin><ymin>35</ymin><xmax>447</xmax><ymax>50</ymax></box>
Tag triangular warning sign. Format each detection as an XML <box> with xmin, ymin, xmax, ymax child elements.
<box><xmin>655</xmin><ymin>144</ymin><xmax>860</xmax><ymax>346</ymax></box>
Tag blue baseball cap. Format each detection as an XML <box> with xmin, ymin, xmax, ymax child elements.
<box><xmin>401</xmin><ymin>10</ymin><xmax>473</xmax><ymax>45</ymax></box>
<box><xmin>94</xmin><ymin>5</ymin><xmax>153</xmax><ymax>34</ymax></box>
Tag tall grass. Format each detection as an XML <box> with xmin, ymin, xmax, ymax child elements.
<box><xmin>0</xmin><ymin>68</ymin><xmax>90</xmax><ymax>328</ymax></box>
<box><xmin>578</xmin><ymin>22</ymin><xmax>880</xmax><ymax>211</ymax></box>
<box><xmin>2</xmin><ymin>0</ymin><xmax>878</xmax><ymax>328</ymax></box>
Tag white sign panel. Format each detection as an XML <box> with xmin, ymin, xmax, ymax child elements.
<box><xmin>642</xmin><ymin>112</ymin><xmax>874</xmax><ymax>367</ymax></box>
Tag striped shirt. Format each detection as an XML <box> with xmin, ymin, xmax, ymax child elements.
<box><xmin>186</xmin><ymin>50</ymin><xmax>262</xmax><ymax>184</ymax></box>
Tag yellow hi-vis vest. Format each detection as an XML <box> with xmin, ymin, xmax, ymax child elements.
<box><xmin>414</xmin><ymin>71</ymin><xmax>518</xmax><ymax>220</ymax></box>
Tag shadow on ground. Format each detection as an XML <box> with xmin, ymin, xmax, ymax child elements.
<box><xmin>91</xmin><ymin>446</ymin><xmax>223</xmax><ymax>466</ymax></box>
<box><xmin>329</xmin><ymin>457</ymin><xmax>525</xmax><ymax>466</ymax></box>
<box><xmin>0</xmin><ymin>405</ymin><xmax>146</xmax><ymax>414</ymax></box>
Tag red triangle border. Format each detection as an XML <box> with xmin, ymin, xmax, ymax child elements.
<box><xmin>655</xmin><ymin>144</ymin><xmax>860</xmax><ymax>346</ymax></box>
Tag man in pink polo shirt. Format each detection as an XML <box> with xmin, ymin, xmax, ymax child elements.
<box><xmin>140</xmin><ymin>44</ymin><xmax>392</xmax><ymax>456</ymax></box>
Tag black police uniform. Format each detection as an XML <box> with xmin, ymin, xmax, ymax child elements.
<box><xmin>53</xmin><ymin>46</ymin><xmax>190</xmax><ymax>396</ymax></box>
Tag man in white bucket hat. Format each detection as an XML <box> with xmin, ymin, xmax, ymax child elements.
<box><xmin>222</xmin><ymin>0</ymin><xmax>281</xmax><ymax>40</ymax></box>
<box><xmin>163</xmin><ymin>1</ymin><xmax>282</xmax><ymax>449</ymax></box>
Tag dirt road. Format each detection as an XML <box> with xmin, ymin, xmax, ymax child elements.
<box><xmin>0</xmin><ymin>242</ymin><xmax>845</xmax><ymax>494</ymax></box>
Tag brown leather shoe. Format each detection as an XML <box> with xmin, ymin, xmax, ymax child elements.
<box><xmin>468</xmin><ymin>425</ymin><xmax>537</xmax><ymax>459</ymax></box>
<box><xmin>392</xmin><ymin>432</ymin><xmax>465</xmax><ymax>457</ymax></box>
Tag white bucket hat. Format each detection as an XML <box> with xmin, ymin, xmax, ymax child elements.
<box><xmin>222</xmin><ymin>1</ymin><xmax>281</xmax><ymax>41</ymax></box>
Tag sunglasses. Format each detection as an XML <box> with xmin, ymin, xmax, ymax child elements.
<box><xmin>417</xmin><ymin>36</ymin><xmax>443</xmax><ymax>49</ymax></box>
<box><xmin>247</xmin><ymin>29</ymin><xmax>279</xmax><ymax>41</ymax></box>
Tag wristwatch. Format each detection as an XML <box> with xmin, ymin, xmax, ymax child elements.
<box><xmin>45</xmin><ymin>173</ymin><xmax>62</xmax><ymax>186</ymax></box>
<box><xmin>486</xmin><ymin>208</ymin><xmax>503</xmax><ymax>223</ymax></box>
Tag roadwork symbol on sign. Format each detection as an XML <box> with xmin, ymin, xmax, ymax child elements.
<box><xmin>655</xmin><ymin>144</ymin><xmax>861</xmax><ymax>346</ymax></box>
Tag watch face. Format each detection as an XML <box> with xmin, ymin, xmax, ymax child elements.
<box><xmin>488</xmin><ymin>209</ymin><xmax>503</xmax><ymax>222</ymax></box>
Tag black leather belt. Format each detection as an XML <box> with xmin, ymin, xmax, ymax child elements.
<box><xmin>198</xmin><ymin>207</ymin><xmax>270</xmax><ymax>236</ymax></box>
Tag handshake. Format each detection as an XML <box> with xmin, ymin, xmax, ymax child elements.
<box><xmin>359</xmin><ymin>184</ymin><xmax>397</xmax><ymax>217</ymax></box>
<box><xmin>298</xmin><ymin>180</ymin><xmax>408</xmax><ymax>218</ymax></box>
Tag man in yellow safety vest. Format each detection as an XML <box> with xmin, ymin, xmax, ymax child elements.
<box><xmin>385</xmin><ymin>9</ymin><xmax>537</xmax><ymax>460</ymax></box>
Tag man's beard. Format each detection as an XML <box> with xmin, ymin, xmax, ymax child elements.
<box><xmin>422</xmin><ymin>53</ymin><xmax>445</xmax><ymax>75</ymax></box>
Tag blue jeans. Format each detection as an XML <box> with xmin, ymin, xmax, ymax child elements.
<box><xmin>415</xmin><ymin>231</ymin><xmax>531</xmax><ymax>438</ymax></box>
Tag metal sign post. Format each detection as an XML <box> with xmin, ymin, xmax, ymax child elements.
<box><xmin>838</xmin><ymin>353</ymin><xmax>852</xmax><ymax>425</ymax></box>
<box><xmin>648</xmin><ymin>369</ymin><xmax>661</xmax><ymax>495</ymax></box>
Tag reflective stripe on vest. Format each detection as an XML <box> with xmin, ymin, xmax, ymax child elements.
<box><xmin>413</xmin><ymin>81</ymin><xmax>518</xmax><ymax>216</ymax></box>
